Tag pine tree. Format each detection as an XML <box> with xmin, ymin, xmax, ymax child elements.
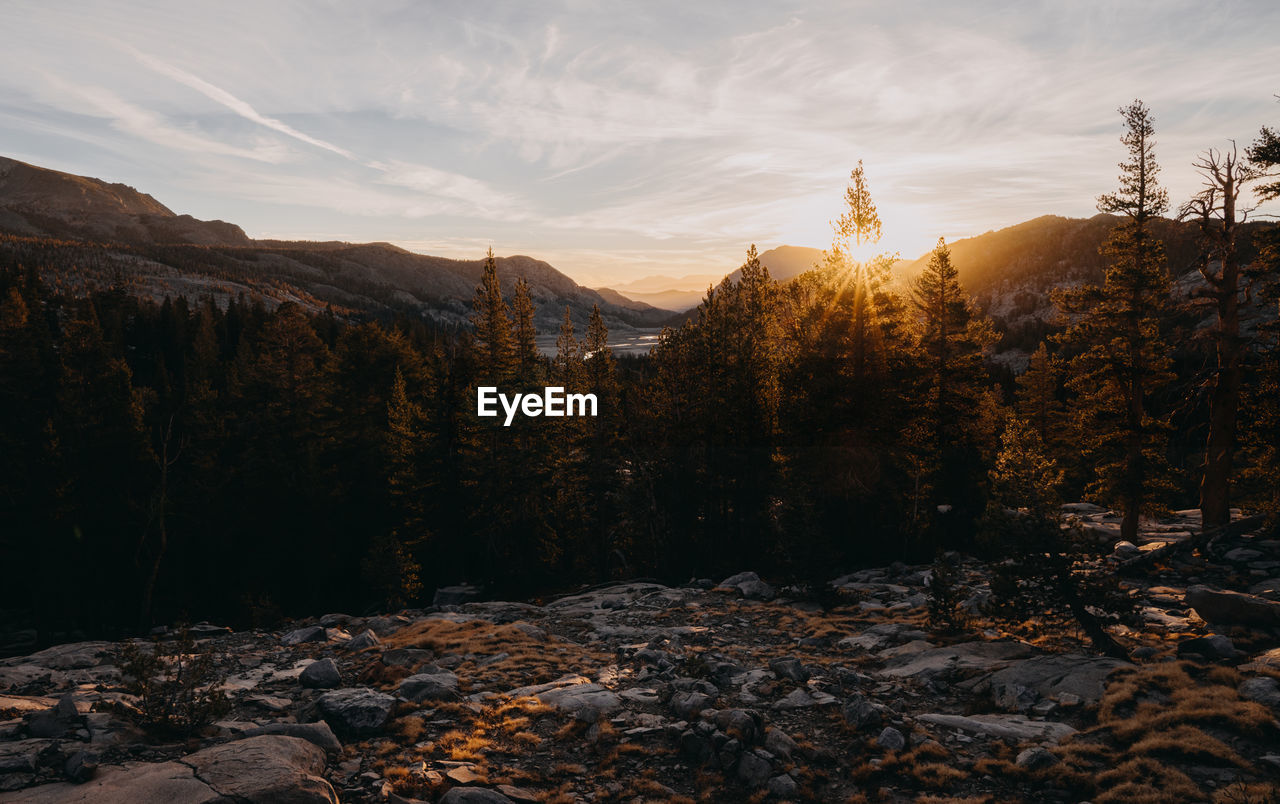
<box><xmin>909</xmin><ymin>237</ymin><xmax>998</xmax><ymax>546</ymax></box>
<box><xmin>552</xmin><ymin>306</ymin><xmax>582</xmax><ymax>388</ymax></box>
<box><xmin>511</xmin><ymin>276</ymin><xmax>541</xmax><ymax>382</ymax></box>
<box><xmin>471</xmin><ymin>248</ymin><xmax>512</xmax><ymax>380</ymax></box>
<box><xmin>981</xmin><ymin>419</ymin><xmax>1132</xmax><ymax>659</ymax></box>
<box><xmin>1055</xmin><ymin>100</ymin><xmax>1175</xmax><ymax>543</ymax></box>
<box><xmin>367</xmin><ymin>367</ymin><xmax>426</xmax><ymax>609</ymax></box>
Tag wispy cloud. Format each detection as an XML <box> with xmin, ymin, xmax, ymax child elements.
<box><xmin>1</xmin><ymin>1</ymin><xmax>1277</xmax><ymax>284</ymax></box>
<box><xmin>126</xmin><ymin>47</ymin><xmax>357</xmax><ymax>160</ymax></box>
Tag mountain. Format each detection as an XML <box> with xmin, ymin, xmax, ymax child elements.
<box><xmin>725</xmin><ymin>245</ymin><xmax>825</xmax><ymax>285</ymax></box>
<box><xmin>602</xmin><ymin>246</ymin><xmax>829</xmax><ymax>313</ymax></box>
<box><xmin>0</xmin><ymin>156</ymin><xmax>670</xmax><ymax>332</ymax></box>
<box><xmin>896</xmin><ymin>213</ymin><xmax>1278</xmax><ymax>368</ymax></box>
<box><xmin>0</xmin><ymin>156</ymin><xmax>251</xmax><ymax>246</ymax></box>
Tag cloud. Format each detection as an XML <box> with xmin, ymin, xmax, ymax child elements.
<box><xmin>126</xmin><ymin>46</ymin><xmax>358</xmax><ymax>160</ymax></box>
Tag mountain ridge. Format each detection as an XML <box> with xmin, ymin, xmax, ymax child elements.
<box><xmin>0</xmin><ymin>156</ymin><xmax>669</xmax><ymax>331</ymax></box>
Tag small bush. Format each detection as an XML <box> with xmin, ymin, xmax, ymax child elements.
<box><xmin>118</xmin><ymin>627</ymin><xmax>230</xmax><ymax>737</ymax></box>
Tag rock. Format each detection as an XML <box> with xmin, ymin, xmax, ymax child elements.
<box><xmin>516</xmin><ymin>676</ymin><xmax>621</xmax><ymax>720</ymax></box>
<box><xmin>0</xmin><ymin>740</ymin><xmax>48</xmax><ymax>774</ymax></box>
<box><xmin>679</xmin><ymin>729</ymin><xmax>713</xmax><ymax>764</ymax></box>
<box><xmin>281</xmin><ymin>625</ymin><xmax>327</xmax><ymax>646</ymax></box>
<box><xmin>9</xmin><ymin>642</ymin><xmax>111</xmax><ymax>670</ymax></box>
<box><xmin>184</xmin><ymin>735</ymin><xmax>337</xmax><ymax>803</ymax></box>
<box><xmin>737</xmin><ymin>750</ymin><xmax>772</xmax><ymax>787</ymax></box>
<box><xmin>717</xmin><ymin>571</ymin><xmax>776</xmax><ymax>601</ymax></box>
<box><xmin>315</xmin><ymin>687</ymin><xmax>396</xmax><ymax>734</ymax></box>
<box><xmin>365</xmin><ymin>615</ymin><xmax>410</xmax><ymax>636</ymax></box>
<box><xmin>1224</xmin><ymin>548</ymin><xmax>1263</xmax><ymax>562</ymax></box>
<box><xmin>185</xmin><ymin>623</ymin><xmax>231</xmax><ymax>636</ymax></box>
<box><xmin>713</xmin><ymin>709</ymin><xmax>763</xmax><ymax>743</ymax></box>
<box><xmin>877</xmin><ymin>726</ymin><xmax>906</xmax><ymax>751</ymax></box>
<box><xmin>345</xmin><ymin>629</ymin><xmax>380</xmax><ymax>651</ymax></box>
<box><xmin>1016</xmin><ymin>746</ymin><xmax>1059</xmax><ymax>769</ymax></box>
<box><xmin>433</xmin><ymin>584</ymin><xmax>483</xmax><ymax>607</ymax></box>
<box><xmin>879</xmin><ymin>641</ymin><xmax>1034</xmax><ymax>679</ymax></box>
<box><xmin>764</xmin><ymin>728</ymin><xmax>798</xmax><ymax>760</ymax></box>
<box><xmin>917</xmin><ymin>713</ymin><xmax>1077</xmax><ymax>743</ymax></box>
<box><xmin>768</xmin><ymin>657</ymin><xmax>809</xmax><ymax>682</ymax></box>
<box><xmin>398</xmin><ymin>671</ymin><xmax>459</xmax><ymax>702</ymax></box>
<box><xmin>670</xmin><ymin>691</ymin><xmax>713</xmax><ymax>719</ymax></box>
<box><xmin>1112</xmin><ymin>540</ymin><xmax>1140</xmax><ymax>558</ymax></box>
<box><xmin>299</xmin><ymin>658</ymin><xmax>341</xmax><ymax>689</ymax></box>
<box><xmin>1176</xmin><ymin>634</ymin><xmax>1240</xmax><ymax>661</ymax></box>
<box><xmin>1239</xmin><ymin>677</ymin><xmax>1280</xmax><ymax>709</ymax></box>
<box><xmin>841</xmin><ymin>693</ymin><xmax>882</xmax><ymax>730</ymax></box>
<box><xmin>3</xmin><ymin>735</ymin><xmax>337</xmax><ymax>803</ymax></box>
<box><xmin>975</xmin><ymin>654</ymin><xmax>1131</xmax><ymax>709</ymax></box>
<box><xmin>438</xmin><ymin>788</ymin><xmax>515</xmax><ymax>804</ymax></box>
<box><xmin>1243</xmin><ymin>647</ymin><xmax>1280</xmax><ymax>672</ymax></box>
<box><xmin>774</xmin><ymin>688</ymin><xmax>831</xmax><ymax>710</ymax></box>
<box><xmin>63</xmin><ymin>751</ymin><xmax>97</xmax><ymax>783</ymax></box>
<box><xmin>992</xmin><ymin>682</ymin><xmax>1039</xmax><ymax>712</ymax></box>
<box><xmin>240</xmin><ymin>721</ymin><xmax>343</xmax><ymax>756</ymax></box>
<box><xmin>495</xmin><ymin>785</ymin><xmax>538</xmax><ymax>803</ymax></box>
<box><xmin>768</xmin><ymin>774</ymin><xmax>799</xmax><ymax>798</ymax></box>
<box><xmin>1186</xmin><ymin>585</ymin><xmax>1280</xmax><ymax>627</ymax></box>
<box><xmin>2</xmin><ymin>760</ymin><xmax>219</xmax><ymax>803</ymax></box>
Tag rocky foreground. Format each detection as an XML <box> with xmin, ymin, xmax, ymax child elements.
<box><xmin>3</xmin><ymin>507</ymin><xmax>1280</xmax><ymax>803</ymax></box>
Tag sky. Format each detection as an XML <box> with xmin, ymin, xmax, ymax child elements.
<box><xmin>1</xmin><ymin>1</ymin><xmax>1278</xmax><ymax>287</ymax></box>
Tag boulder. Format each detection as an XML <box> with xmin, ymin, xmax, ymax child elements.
<box><xmin>973</xmin><ymin>654</ymin><xmax>1130</xmax><ymax>710</ymax></box>
<box><xmin>315</xmin><ymin>687</ymin><xmax>396</xmax><ymax>734</ymax></box>
<box><xmin>917</xmin><ymin>713</ymin><xmax>1077</xmax><ymax>743</ymax></box>
<box><xmin>299</xmin><ymin>658</ymin><xmax>341</xmax><ymax>689</ymax></box>
<box><xmin>768</xmin><ymin>657</ymin><xmax>809</xmax><ymax>682</ymax></box>
<box><xmin>1239</xmin><ymin>677</ymin><xmax>1280</xmax><ymax>709</ymax></box>
<box><xmin>716</xmin><ymin>572</ymin><xmax>776</xmax><ymax>601</ymax></box>
<box><xmin>1186</xmin><ymin>585</ymin><xmax>1280</xmax><ymax>627</ymax></box>
<box><xmin>184</xmin><ymin>735</ymin><xmax>337</xmax><ymax>803</ymax></box>
<box><xmin>239</xmin><ymin>721</ymin><xmax>343</xmax><ymax>756</ymax></box>
<box><xmin>345</xmin><ymin>630</ymin><xmax>380</xmax><ymax>651</ymax></box>
<box><xmin>670</xmin><ymin>691</ymin><xmax>713</xmax><ymax>719</ymax></box>
<box><xmin>841</xmin><ymin>693</ymin><xmax>882</xmax><ymax>730</ymax></box>
<box><xmin>879</xmin><ymin>641</ymin><xmax>1034</xmax><ymax>679</ymax></box>
<box><xmin>736</xmin><ymin>749</ymin><xmax>772</xmax><ymax>787</ymax></box>
<box><xmin>281</xmin><ymin>626</ymin><xmax>327</xmax><ymax>646</ymax></box>
<box><xmin>764</xmin><ymin>728</ymin><xmax>798</xmax><ymax>760</ymax></box>
<box><xmin>876</xmin><ymin>726</ymin><xmax>905</xmax><ymax>751</ymax></box>
<box><xmin>398</xmin><ymin>671</ymin><xmax>459</xmax><ymax>702</ymax></box>
<box><xmin>1177</xmin><ymin>634</ymin><xmax>1240</xmax><ymax>661</ymax></box>
<box><xmin>768</xmin><ymin>774</ymin><xmax>799</xmax><ymax>798</ymax></box>
<box><xmin>2</xmin><ymin>735</ymin><xmax>337</xmax><ymax>803</ymax></box>
<box><xmin>1016</xmin><ymin>746</ymin><xmax>1060</xmax><ymax>769</ymax></box>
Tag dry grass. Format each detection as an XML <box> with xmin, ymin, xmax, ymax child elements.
<box><xmin>1039</xmin><ymin>660</ymin><xmax>1277</xmax><ymax>804</ymax></box>
<box><xmin>1092</xmin><ymin>757</ymin><xmax>1203</xmax><ymax>804</ymax></box>
<box><xmin>380</xmin><ymin>617</ymin><xmax>612</xmax><ymax>691</ymax></box>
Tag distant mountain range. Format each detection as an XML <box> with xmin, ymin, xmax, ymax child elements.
<box><xmin>3</xmin><ymin>155</ymin><xmax>1273</xmax><ymax>342</ymax></box>
<box><xmin>0</xmin><ymin>156</ymin><xmax>672</xmax><ymax>332</ymax></box>
<box><xmin>598</xmin><ymin>246</ymin><xmax>827</xmax><ymax>312</ymax></box>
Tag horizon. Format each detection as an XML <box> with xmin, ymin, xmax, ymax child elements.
<box><xmin>2</xmin><ymin>2</ymin><xmax>1279</xmax><ymax>287</ymax></box>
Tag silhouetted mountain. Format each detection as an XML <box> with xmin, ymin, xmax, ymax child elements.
<box><xmin>0</xmin><ymin>156</ymin><xmax>251</xmax><ymax>246</ymax></box>
<box><xmin>729</xmin><ymin>245</ymin><xmax>825</xmax><ymax>284</ymax></box>
<box><xmin>0</xmin><ymin>156</ymin><xmax>670</xmax><ymax>332</ymax></box>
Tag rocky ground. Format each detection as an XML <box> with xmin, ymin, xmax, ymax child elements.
<box><xmin>2</xmin><ymin>507</ymin><xmax>1280</xmax><ymax>803</ymax></box>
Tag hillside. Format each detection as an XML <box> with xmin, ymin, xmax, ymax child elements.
<box><xmin>0</xmin><ymin>157</ymin><xmax>669</xmax><ymax>333</ymax></box>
